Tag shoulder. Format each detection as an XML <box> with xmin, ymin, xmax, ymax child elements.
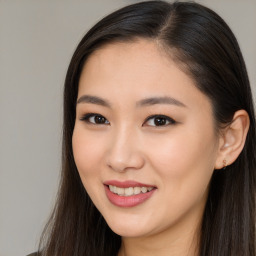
<box><xmin>27</xmin><ymin>253</ymin><xmax>39</xmax><ymax>256</ymax></box>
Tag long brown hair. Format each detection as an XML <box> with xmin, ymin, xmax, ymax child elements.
<box><xmin>39</xmin><ymin>1</ymin><xmax>256</xmax><ymax>255</ymax></box>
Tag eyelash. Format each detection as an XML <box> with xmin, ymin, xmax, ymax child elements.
<box><xmin>144</xmin><ymin>114</ymin><xmax>176</xmax><ymax>127</ymax></box>
<box><xmin>80</xmin><ymin>113</ymin><xmax>110</xmax><ymax>125</ymax></box>
<box><xmin>79</xmin><ymin>113</ymin><xmax>176</xmax><ymax>127</ymax></box>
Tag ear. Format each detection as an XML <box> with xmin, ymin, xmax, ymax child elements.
<box><xmin>214</xmin><ymin>110</ymin><xmax>250</xmax><ymax>169</ymax></box>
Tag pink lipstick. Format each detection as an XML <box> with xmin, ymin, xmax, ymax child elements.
<box><xmin>104</xmin><ymin>180</ymin><xmax>156</xmax><ymax>207</ymax></box>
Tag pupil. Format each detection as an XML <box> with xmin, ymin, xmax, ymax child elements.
<box><xmin>154</xmin><ymin>117</ymin><xmax>166</xmax><ymax>126</ymax></box>
<box><xmin>95</xmin><ymin>116</ymin><xmax>105</xmax><ymax>124</ymax></box>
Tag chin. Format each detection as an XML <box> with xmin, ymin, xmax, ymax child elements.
<box><xmin>109</xmin><ymin>224</ymin><xmax>147</xmax><ymax>238</ymax></box>
<box><xmin>104</xmin><ymin>214</ymin><xmax>154</xmax><ymax>238</ymax></box>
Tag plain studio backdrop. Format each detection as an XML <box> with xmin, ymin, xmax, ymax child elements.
<box><xmin>0</xmin><ymin>0</ymin><xmax>255</xmax><ymax>255</ymax></box>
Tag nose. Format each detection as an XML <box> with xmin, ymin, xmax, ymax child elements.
<box><xmin>106</xmin><ymin>127</ymin><xmax>145</xmax><ymax>173</ymax></box>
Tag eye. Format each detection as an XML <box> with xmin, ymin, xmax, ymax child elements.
<box><xmin>144</xmin><ymin>115</ymin><xmax>176</xmax><ymax>127</ymax></box>
<box><xmin>80</xmin><ymin>113</ymin><xmax>110</xmax><ymax>125</ymax></box>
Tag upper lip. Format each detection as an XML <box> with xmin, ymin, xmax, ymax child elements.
<box><xmin>104</xmin><ymin>180</ymin><xmax>156</xmax><ymax>188</ymax></box>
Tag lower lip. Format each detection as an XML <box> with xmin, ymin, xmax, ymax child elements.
<box><xmin>104</xmin><ymin>185</ymin><xmax>156</xmax><ymax>207</ymax></box>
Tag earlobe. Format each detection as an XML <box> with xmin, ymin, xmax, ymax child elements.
<box><xmin>214</xmin><ymin>110</ymin><xmax>250</xmax><ymax>169</ymax></box>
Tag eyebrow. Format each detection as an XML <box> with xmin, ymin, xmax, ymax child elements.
<box><xmin>77</xmin><ymin>95</ymin><xmax>111</xmax><ymax>107</ymax></box>
<box><xmin>76</xmin><ymin>95</ymin><xmax>187</xmax><ymax>108</ymax></box>
<box><xmin>137</xmin><ymin>96</ymin><xmax>187</xmax><ymax>108</ymax></box>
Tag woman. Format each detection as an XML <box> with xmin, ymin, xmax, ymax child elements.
<box><xmin>32</xmin><ymin>1</ymin><xmax>256</xmax><ymax>255</ymax></box>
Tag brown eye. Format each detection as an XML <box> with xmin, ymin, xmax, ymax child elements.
<box><xmin>94</xmin><ymin>115</ymin><xmax>107</xmax><ymax>124</ymax></box>
<box><xmin>80</xmin><ymin>113</ymin><xmax>110</xmax><ymax>125</ymax></box>
<box><xmin>144</xmin><ymin>115</ymin><xmax>176</xmax><ymax>127</ymax></box>
<box><xmin>154</xmin><ymin>117</ymin><xmax>168</xmax><ymax>126</ymax></box>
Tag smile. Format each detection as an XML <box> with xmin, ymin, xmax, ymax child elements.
<box><xmin>104</xmin><ymin>180</ymin><xmax>157</xmax><ymax>207</ymax></box>
<box><xmin>108</xmin><ymin>185</ymin><xmax>154</xmax><ymax>196</ymax></box>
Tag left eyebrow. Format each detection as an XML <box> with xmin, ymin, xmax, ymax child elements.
<box><xmin>76</xmin><ymin>95</ymin><xmax>111</xmax><ymax>108</ymax></box>
<box><xmin>136</xmin><ymin>96</ymin><xmax>187</xmax><ymax>108</ymax></box>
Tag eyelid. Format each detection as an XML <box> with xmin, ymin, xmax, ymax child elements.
<box><xmin>143</xmin><ymin>114</ymin><xmax>176</xmax><ymax>127</ymax></box>
<box><xmin>79</xmin><ymin>113</ymin><xmax>110</xmax><ymax>125</ymax></box>
<box><xmin>79</xmin><ymin>113</ymin><xmax>176</xmax><ymax>127</ymax></box>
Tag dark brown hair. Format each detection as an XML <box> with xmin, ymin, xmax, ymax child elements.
<box><xmin>39</xmin><ymin>1</ymin><xmax>256</xmax><ymax>255</ymax></box>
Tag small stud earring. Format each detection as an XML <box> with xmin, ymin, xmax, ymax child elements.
<box><xmin>223</xmin><ymin>159</ymin><xmax>227</xmax><ymax>170</ymax></box>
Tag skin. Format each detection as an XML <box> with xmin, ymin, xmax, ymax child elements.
<box><xmin>72</xmin><ymin>39</ymin><xmax>227</xmax><ymax>256</ymax></box>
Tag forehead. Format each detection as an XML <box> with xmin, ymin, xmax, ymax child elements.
<box><xmin>82</xmin><ymin>39</ymin><xmax>173</xmax><ymax>81</ymax></box>
<box><xmin>78</xmin><ymin>39</ymin><xmax>212</xmax><ymax>113</ymax></box>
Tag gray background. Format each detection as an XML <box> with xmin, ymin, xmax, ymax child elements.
<box><xmin>0</xmin><ymin>0</ymin><xmax>255</xmax><ymax>255</ymax></box>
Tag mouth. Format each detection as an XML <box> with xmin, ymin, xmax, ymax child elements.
<box><xmin>107</xmin><ymin>185</ymin><xmax>154</xmax><ymax>196</ymax></box>
<box><xmin>104</xmin><ymin>180</ymin><xmax>157</xmax><ymax>207</ymax></box>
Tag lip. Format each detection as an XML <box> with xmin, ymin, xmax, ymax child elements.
<box><xmin>104</xmin><ymin>180</ymin><xmax>157</xmax><ymax>208</ymax></box>
<box><xmin>104</xmin><ymin>180</ymin><xmax>156</xmax><ymax>188</ymax></box>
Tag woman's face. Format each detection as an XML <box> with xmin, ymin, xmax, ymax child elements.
<box><xmin>72</xmin><ymin>40</ymin><xmax>220</xmax><ymax>238</ymax></box>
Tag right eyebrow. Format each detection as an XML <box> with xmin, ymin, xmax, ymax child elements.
<box><xmin>136</xmin><ymin>96</ymin><xmax>187</xmax><ymax>108</ymax></box>
<box><xmin>76</xmin><ymin>95</ymin><xmax>111</xmax><ymax>108</ymax></box>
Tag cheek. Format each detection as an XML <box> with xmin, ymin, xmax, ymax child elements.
<box><xmin>147</xmin><ymin>131</ymin><xmax>217</xmax><ymax>218</ymax></box>
<box><xmin>146</xmin><ymin>127</ymin><xmax>217</xmax><ymax>186</ymax></box>
<box><xmin>72</xmin><ymin>126</ymin><xmax>107</xmax><ymax>206</ymax></box>
<box><xmin>72</xmin><ymin>126</ymin><xmax>104</xmax><ymax>179</ymax></box>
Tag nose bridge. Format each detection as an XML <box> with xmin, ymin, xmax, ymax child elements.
<box><xmin>106</xmin><ymin>124</ymin><xmax>144</xmax><ymax>172</ymax></box>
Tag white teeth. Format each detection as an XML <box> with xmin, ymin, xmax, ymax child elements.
<box><xmin>134</xmin><ymin>187</ymin><xmax>141</xmax><ymax>195</ymax></box>
<box><xmin>108</xmin><ymin>185</ymin><xmax>154</xmax><ymax>196</ymax></box>
<box><xmin>124</xmin><ymin>187</ymin><xmax>134</xmax><ymax>196</ymax></box>
<box><xmin>141</xmin><ymin>187</ymin><xmax>147</xmax><ymax>193</ymax></box>
<box><xmin>116</xmin><ymin>187</ymin><xmax>125</xmax><ymax>196</ymax></box>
